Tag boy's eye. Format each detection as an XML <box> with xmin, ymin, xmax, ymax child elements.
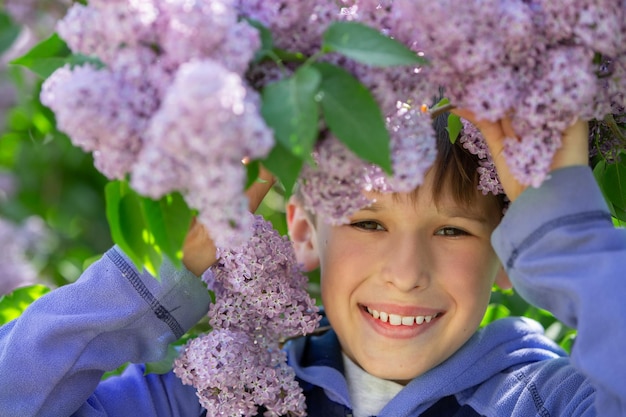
<box><xmin>350</xmin><ymin>220</ymin><xmax>385</xmax><ymax>231</ymax></box>
<box><xmin>435</xmin><ymin>227</ymin><xmax>469</xmax><ymax>237</ymax></box>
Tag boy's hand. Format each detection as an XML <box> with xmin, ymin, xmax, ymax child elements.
<box><xmin>451</xmin><ymin>109</ymin><xmax>589</xmax><ymax>202</ymax></box>
<box><xmin>182</xmin><ymin>167</ymin><xmax>275</xmax><ymax>276</ymax></box>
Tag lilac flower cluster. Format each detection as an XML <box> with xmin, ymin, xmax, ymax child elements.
<box><xmin>393</xmin><ymin>0</ymin><xmax>626</xmax><ymax>187</ymax></box>
<box><xmin>40</xmin><ymin>0</ymin><xmax>273</xmax><ymax>248</ymax></box>
<box><xmin>174</xmin><ymin>214</ymin><xmax>320</xmax><ymax>417</ymax></box>
<box><xmin>458</xmin><ymin>119</ymin><xmax>504</xmax><ymax>196</ymax></box>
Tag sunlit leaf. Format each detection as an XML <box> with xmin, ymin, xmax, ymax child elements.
<box><xmin>446</xmin><ymin>114</ymin><xmax>463</xmax><ymax>143</ymax></box>
<box><xmin>480</xmin><ymin>303</ymin><xmax>510</xmax><ymax>327</ymax></box>
<box><xmin>119</xmin><ymin>192</ymin><xmax>161</xmax><ymax>276</ymax></box>
<box><xmin>11</xmin><ymin>33</ymin><xmax>103</xmax><ymax>78</ymax></box>
<box><xmin>314</xmin><ymin>62</ymin><xmax>392</xmax><ymax>173</ymax></box>
<box><xmin>141</xmin><ymin>193</ymin><xmax>192</xmax><ymax>270</ymax></box>
<box><xmin>322</xmin><ymin>21</ymin><xmax>427</xmax><ymax>67</ymax></box>
<box><xmin>0</xmin><ymin>285</ymin><xmax>50</xmax><ymax>325</ymax></box>
<box><xmin>261</xmin><ymin>66</ymin><xmax>321</xmax><ymax>160</ymax></box>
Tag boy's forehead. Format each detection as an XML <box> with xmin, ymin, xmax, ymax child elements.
<box><xmin>366</xmin><ymin>185</ymin><xmax>502</xmax><ymax>223</ymax></box>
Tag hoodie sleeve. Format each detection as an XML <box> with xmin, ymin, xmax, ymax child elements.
<box><xmin>0</xmin><ymin>246</ymin><xmax>211</xmax><ymax>417</ymax></box>
<box><xmin>492</xmin><ymin>165</ymin><xmax>626</xmax><ymax>416</ymax></box>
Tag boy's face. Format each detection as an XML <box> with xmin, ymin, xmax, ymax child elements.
<box><xmin>288</xmin><ymin>169</ymin><xmax>509</xmax><ymax>383</ymax></box>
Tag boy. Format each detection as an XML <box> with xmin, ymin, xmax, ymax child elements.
<box><xmin>0</xmin><ymin>113</ymin><xmax>625</xmax><ymax>417</ymax></box>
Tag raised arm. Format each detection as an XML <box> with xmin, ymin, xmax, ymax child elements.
<box><xmin>0</xmin><ymin>168</ymin><xmax>275</xmax><ymax>417</ymax></box>
<box><xmin>458</xmin><ymin>112</ymin><xmax>626</xmax><ymax>415</ymax></box>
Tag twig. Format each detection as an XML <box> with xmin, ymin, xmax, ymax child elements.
<box><xmin>429</xmin><ymin>103</ymin><xmax>456</xmax><ymax>119</ymax></box>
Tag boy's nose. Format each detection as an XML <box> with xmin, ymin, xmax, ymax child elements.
<box><xmin>380</xmin><ymin>234</ymin><xmax>431</xmax><ymax>292</ymax></box>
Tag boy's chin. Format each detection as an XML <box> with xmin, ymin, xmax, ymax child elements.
<box><xmin>360</xmin><ymin>361</ymin><xmax>430</xmax><ymax>385</ymax></box>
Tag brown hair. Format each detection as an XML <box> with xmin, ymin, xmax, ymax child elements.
<box><xmin>294</xmin><ymin>113</ymin><xmax>507</xmax><ymax>217</ymax></box>
<box><xmin>426</xmin><ymin>113</ymin><xmax>507</xmax><ymax>213</ymax></box>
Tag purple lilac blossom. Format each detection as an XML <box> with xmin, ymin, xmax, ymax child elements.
<box><xmin>393</xmin><ymin>0</ymin><xmax>626</xmax><ymax>187</ymax></box>
<box><xmin>458</xmin><ymin>119</ymin><xmax>504</xmax><ymax>196</ymax></box>
<box><xmin>40</xmin><ymin>65</ymin><xmax>144</xmax><ymax>180</ymax></box>
<box><xmin>174</xmin><ymin>215</ymin><xmax>319</xmax><ymax>417</ymax></box>
<box><xmin>131</xmin><ymin>60</ymin><xmax>273</xmax><ymax>248</ymax></box>
<box><xmin>298</xmin><ymin>135</ymin><xmax>373</xmax><ymax>225</ymax></box>
<box><xmin>46</xmin><ymin>0</ymin><xmax>267</xmax><ymax>248</ymax></box>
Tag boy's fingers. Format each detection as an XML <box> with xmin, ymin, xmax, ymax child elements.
<box><xmin>246</xmin><ymin>165</ymin><xmax>275</xmax><ymax>212</ymax></box>
<box><xmin>550</xmin><ymin>119</ymin><xmax>589</xmax><ymax>171</ymax></box>
<box><xmin>182</xmin><ymin>217</ymin><xmax>217</xmax><ymax>276</ymax></box>
<box><xmin>449</xmin><ymin>107</ymin><xmax>475</xmax><ymax>124</ymax></box>
<box><xmin>183</xmin><ymin>165</ymin><xmax>275</xmax><ymax>276</ymax></box>
<box><xmin>451</xmin><ymin>107</ymin><xmax>528</xmax><ymax>201</ymax></box>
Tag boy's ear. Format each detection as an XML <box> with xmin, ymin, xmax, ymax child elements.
<box><xmin>494</xmin><ymin>265</ymin><xmax>512</xmax><ymax>290</ymax></box>
<box><xmin>286</xmin><ymin>196</ymin><xmax>320</xmax><ymax>272</ymax></box>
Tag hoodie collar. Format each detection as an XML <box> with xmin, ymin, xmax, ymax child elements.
<box><xmin>286</xmin><ymin>317</ymin><xmax>566</xmax><ymax>416</ymax></box>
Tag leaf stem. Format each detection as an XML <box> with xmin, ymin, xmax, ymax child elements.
<box><xmin>429</xmin><ymin>103</ymin><xmax>455</xmax><ymax>119</ymax></box>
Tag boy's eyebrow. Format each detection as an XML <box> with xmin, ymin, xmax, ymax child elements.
<box><xmin>360</xmin><ymin>202</ymin><xmax>384</xmax><ymax>212</ymax></box>
<box><xmin>437</xmin><ymin>207</ymin><xmax>489</xmax><ymax>224</ymax></box>
<box><xmin>361</xmin><ymin>202</ymin><xmax>491</xmax><ymax>224</ymax></box>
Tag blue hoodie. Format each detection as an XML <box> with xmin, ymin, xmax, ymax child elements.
<box><xmin>0</xmin><ymin>166</ymin><xmax>624</xmax><ymax>417</ymax></box>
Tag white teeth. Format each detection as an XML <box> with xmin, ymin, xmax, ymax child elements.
<box><xmin>401</xmin><ymin>316</ymin><xmax>414</xmax><ymax>326</ymax></box>
<box><xmin>366</xmin><ymin>307</ymin><xmax>438</xmax><ymax>326</ymax></box>
<box><xmin>379</xmin><ymin>311</ymin><xmax>389</xmax><ymax>323</ymax></box>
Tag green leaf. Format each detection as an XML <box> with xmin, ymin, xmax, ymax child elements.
<box><xmin>106</xmin><ymin>181</ymin><xmax>137</xmax><ymax>264</ymax></box>
<box><xmin>446</xmin><ymin>114</ymin><xmax>463</xmax><ymax>144</ymax></box>
<box><xmin>11</xmin><ymin>33</ymin><xmax>72</xmax><ymax>78</ymax></box>
<box><xmin>107</xmin><ymin>181</ymin><xmax>193</xmax><ymax>276</ymax></box>
<box><xmin>141</xmin><ymin>193</ymin><xmax>192</xmax><ymax>270</ymax></box>
<box><xmin>0</xmin><ymin>285</ymin><xmax>50</xmax><ymax>325</ymax></box>
<box><xmin>480</xmin><ymin>303</ymin><xmax>510</xmax><ymax>327</ymax></box>
<box><xmin>106</xmin><ymin>181</ymin><xmax>158</xmax><ymax>276</ymax></box>
<box><xmin>11</xmin><ymin>33</ymin><xmax>103</xmax><ymax>78</ymax></box>
<box><xmin>262</xmin><ymin>142</ymin><xmax>304</xmax><ymax>197</ymax></box>
<box><xmin>0</xmin><ymin>11</ymin><xmax>21</xmax><ymax>57</ymax></box>
<box><xmin>119</xmin><ymin>192</ymin><xmax>161</xmax><ymax>276</ymax></box>
<box><xmin>593</xmin><ymin>154</ymin><xmax>626</xmax><ymax>221</ymax></box>
<box><xmin>314</xmin><ymin>62</ymin><xmax>392</xmax><ymax>173</ymax></box>
<box><xmin>261</xmin><ymin>66</ymin><xmax>321</xmax><ymax>160</ymax></box>
<box><xmin>322</xmin><ymin>21</ymin><xmax>427</xmax><ymax>67</ymax></box>
<box><xmin>558</xmin><ymin>330</ymin><xmax>577</xmax><ymax>354</ymax></box>
<box><xmin>244</xmin><ymin>18</ymin><xmax>274</xmax><ymax>62</ymax></box>
<box><xmin>245</xmin><ymin>160</ymin><xmax>261</xmax><ymax>189</ymax></box>
<box><xmin>434</xmin><ymin>97</ymin><xmax>450</xmax><ymax>108</ymax></box>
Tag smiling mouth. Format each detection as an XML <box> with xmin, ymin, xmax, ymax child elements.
<box><xmin>365</xmin><ymin>306</ymin><xmax>442</xmax><ymax>326</ymax></box>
